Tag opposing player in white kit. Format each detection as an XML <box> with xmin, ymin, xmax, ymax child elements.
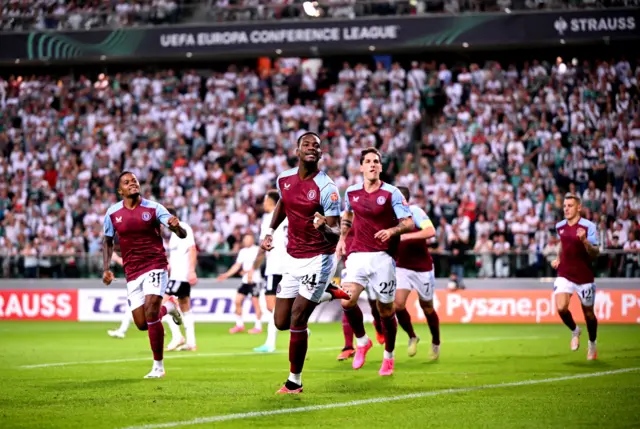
<box><xmin>164</xmin><ymin>207</ymin><xmax>198</xmax><ymax>352</ymax></box>
<box><xmin>394</xmin><ymin>186</ymin><xmax>440</xmax><ymax>360</ymax></box>
<box><xmin>217</xmin><ymin>234</ymin><xmax>263</xmax><ymax>334</ymax></box>
<box><xmin>338</xmin><ymin>147</ymin><xmax>414</xmax><ymax>376</ymax></box>
<box><xmin>250</xmin><ymin>190</ymin><xmax>288</xmax><ymax>353</ymax></box>
<box><xmin>107</xmin><ymin>252</ymin><xmax>132</xmax><ymax>339</ymax></box>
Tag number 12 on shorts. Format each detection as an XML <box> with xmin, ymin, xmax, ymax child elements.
<box><xmin>580</xmin><ymin>284</ymin><xmax>595</xmax><ymax>303</ymax></box>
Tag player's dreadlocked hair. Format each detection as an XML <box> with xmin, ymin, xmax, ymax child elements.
<box><xmin>296</xmin><ymin>131</ymin><xmax>321</xmax><ymax>147</ymax></box>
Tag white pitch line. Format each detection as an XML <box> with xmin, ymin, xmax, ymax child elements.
<box><xmin>18</xmin><ymin>347</ymin><xmax>340</xmax><ymax>369</ymax></box>
<box><xmin>18</xmin><ymin>336</ymin><xmax>550</xmax><ymax>369</ymax></box>
<box><xmin>120</xmin><ymin>367</ymin><xmax>640</xmax><ymax>429</ymax></box>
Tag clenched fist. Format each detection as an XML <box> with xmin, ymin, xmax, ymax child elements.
<box><xmin>103</xmin><ymin>270</ymin><xmax>114</xmax><ymax>286</ymax></box>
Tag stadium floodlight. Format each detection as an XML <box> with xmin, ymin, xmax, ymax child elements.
<box><xmin>302</xmin><ymin>1</ymin><xmax>321</xmax><ymax>18</ymax></box>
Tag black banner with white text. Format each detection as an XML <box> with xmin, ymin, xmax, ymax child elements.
<box><xmin>0</xmin><ymin>8</ymin><xmax>638</xmax><ymax>62</ymax></box>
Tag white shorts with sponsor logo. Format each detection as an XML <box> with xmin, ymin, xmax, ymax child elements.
<box><xmin>396</xmin><ymin>267</ymin><xmax>435</xmax><ymax>302</ymax></box>
<box><xmin>553</xmin><ymin>276</ymin><xmax>596</xmax><ymax>307</ymax></box>
<box><xmin>277</xmin><ymin>253</ymin><xmax>337</xmax><ymax>303</ymax></box>
<box><xmin>343</xmin><ymin>251</ymin><xmax>396</xmax><ymax>304</ymax></box>
<box><xmin>126</xmin><ymin>269</ymin><xmax>168</xmax><ymax>310</ymax></box>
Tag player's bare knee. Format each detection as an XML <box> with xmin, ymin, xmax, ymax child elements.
<box><xmin>378</xmin><ymin>302</ymin><xmax>395</xmax><ymax>318</ymax></box>
<box><xmin>422</xmin><ymin>301</ymin><xmax>435</xmax><ymax>315</ymax></box>
<box><xmin>583</xmin><ymin>306</ymin><xmax>596</xmax><ymax>319</ymax></box>
<box><xmin>394</xmin><ymin>301</ymin><xmax>406</xmax><ymax>311</ymax></box>
<box><xmin>557</xmin><ymin>304</ymin><xmax>570</xmax><ymax>313</ymax></box>
<box><xmin>274</xmin><ymin>312</ymin><xmax>290</xmax><ymax>331</ymax></box>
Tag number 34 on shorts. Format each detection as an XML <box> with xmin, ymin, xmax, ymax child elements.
<box><xmin>276</xmin><ymin>254</ymin><xmax>337</xmax><ymax>303</ymax></box>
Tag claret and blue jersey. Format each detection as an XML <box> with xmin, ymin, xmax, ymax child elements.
<box><xmin>103</xmin><ymin>199</ymin><xmax>172</xmax><ymax>282</ymax></box>
<box><xmin>276</xmin><ymin>167</ymin><xmax>341</xmax><ymax>259</ymax></box>
<box><xmin>556</xmin><ymin>217</ymin><xmax>599</xmax><ymax>284</ymax></box>
<box><xmin>343</xmin><ymin>182</ymin><xmax>412</xmax><ymax>256</ymax></box>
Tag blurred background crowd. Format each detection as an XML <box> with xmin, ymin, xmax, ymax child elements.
<box><xmin>0</xmin><ymin>1</ymin><xmax>639</xmax><ymax>281</ymax></box>
<box><xmin>2</xmin><ymin>0</ymin><xmax>638</xmax><ymax>31</ymax></box>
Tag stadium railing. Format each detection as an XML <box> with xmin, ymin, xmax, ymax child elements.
<box><xmin>1</xmin><ymin>250</ymin><xmax>637</xmax><ymax>280</ymax></box>
<box><xmin>0</xmin><ymin>0</ymin><xmax>623</xmax><ymax>31</ymax></box>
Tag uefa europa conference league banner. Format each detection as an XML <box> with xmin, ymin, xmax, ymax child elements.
<box><xmin>1</xmin><ymin>288</ymin><xmax>640</xmax><ymax>324</ymax></box>
<box><xmin>0</xmin><ymin>9</ymin><xmax>638</xmax><ymax>61</ymax></box>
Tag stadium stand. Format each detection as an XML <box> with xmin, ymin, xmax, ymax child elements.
<box><xmin>2</xmin><ymin>0</ymin><xmax>639</xmax><ymax>31</ymax></box>
<box><xmin>0</xmin><ymin>54</ymin><xmax>638</xmax><ymax>279</ymax></box>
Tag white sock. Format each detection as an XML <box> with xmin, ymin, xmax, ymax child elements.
<box><xmin>162</xmin><ymin>314</ymin><xmax>182</xmax><ymax>340</ymax></box>
<box><xmin>183</xmin><ymin>310</ymin><xmax>196</xmax><ymax>346</ymax></box>
<box><xmin>288</xmin><ymin>372</ymin><xmax>302</xmax><ymax>385</ymax></box>
<box><xmin>589</xmin><ymin>340</ymin><xmax>597</xmax><ymax>346</ymax></box>
<box><xmin>355</xmin><ymin>335</ymin><xmax>370</xmax><ymax>347</ymax></box>
<box><xmin>573</xmin><ymin>327</ymin><xmax>581</xmax><ymax>335</ymax></box>
<box><xmin>236</xmin><ymin>314</ymin><xmax>244</xmax><ymax>328</ymax></box>
<box><xmin>119</xmin><ymin>313</ymin><xmax>131</xmax><ymax>333</ymax></box>
<box><xmin>266</xmin><ymin>311</ymin><xmax>277</xmax><ymax>349</ymax></box>
<box><xmin>153</xmin><ymin>359</ymin><xmax>164</xmax><ymax>370</ymax></box>
<box><xmin>254</xmin><ymin>319</ymin><xmax>262</xmax><ymax>330</ymax></box>
<box><xmin>384</xmin><ymin>350</ymin><xmax>394</xmax><ymax>359</ymax></box>
<box><xmin>163</xmin><ymin>300</ymin><xmax>176</xmax><ymax>314</ymax></box>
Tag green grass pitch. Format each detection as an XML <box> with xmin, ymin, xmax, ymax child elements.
<box><xmin>1</xmin><ymin>322</ymin><xmax>639</xmax><ymax>429</ymax></box>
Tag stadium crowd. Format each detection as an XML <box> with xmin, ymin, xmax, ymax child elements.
<box><xmin>0</xmin><ymin>54</ymin><xmax>639</xmax><ymax>280</ymax></box>
<box><xmin>0</xmin><ymin>0</ymin><xmax>187</xmax><ymax>31</ymax></box>
<box><xmin>2</xmin><ymin>0</ymin><xmax>636</xmax><ymax>31</ymax></box>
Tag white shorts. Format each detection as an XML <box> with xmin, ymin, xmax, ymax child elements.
<box><xmin>396</xmin><ymin>268</ymin><xmax>435</xmax><ymax>301</ymax></box>
<box><xmin>553</xmin><ymin>276</ymin><xmax>596</xmax><ymax>307</ymax></box>
<box><xmin>277</xmin><ymin>253</ymin><xmax>337</xmax><ymax>303</ymax></box>
<box><xmin>126</xmin><ymin>269</ymin><xmax>168</xmax><ymax>310</ymax></box>
<box><xmin>343</xmin><ymin>251</ymin><xmax>396</xmax><ymax>304</ymax></box>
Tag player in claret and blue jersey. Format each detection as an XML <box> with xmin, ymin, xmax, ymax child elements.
<box><xmin>551</xmin><ymin>193</ymin><xmax>600</xmax><ymax>360</ymax></box>
<box><xmin>337</xmin><ymin>147</ymin><xmax>414</xmax><ymax>377</ymax></box>
<box><xmin>102</xmin><ymin>171</ymin><xmax>186</xmax><ymax>378</ymax></box>
<box><xmin>394</xmin><ymin>186</ymin><xmax>440</xmax><ymax>360</ymax></box>
<box><xmin>260</xmin><ymin>132</ymin><xmax>349</xmax><ymax>394</ymax></box>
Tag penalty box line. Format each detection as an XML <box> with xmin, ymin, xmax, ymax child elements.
<box><xmin>120</xmin><ymin>367</ymin><xmax>640</xmax><ymax>429</ymax></box>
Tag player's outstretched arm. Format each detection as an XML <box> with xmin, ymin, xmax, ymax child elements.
<box><xmin>216</xmin><ymin>262</ymin><xmax>242</xmax><ymax>281</ymax></box>
<box><xmin>269</xmin><ymin>199</ymin><xmax>286</xmax><ymax>232</ymax></box>
<box><xmin>102</xmin><ymin>213</ymin><xmax>115</xmax><ymax>285</ymax></box>
<box><xmin>102</xmin><ymin>236</ymin><xmax>115</xmax><ymax>285</ymax></box>
<box><xmin>551</xmin><ymin>242</ymin><xmax>562</xmax><ymax>269</ymax></box>
<box><xmin>261</xmin><ymin>200</ymin><xmax>286</xmax><ymax>251</ymax></box>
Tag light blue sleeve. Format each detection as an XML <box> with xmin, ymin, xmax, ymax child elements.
<box><xmin>276</xmin><ymin>176</ymin><xmax>282</xmax><ymax>198</ymax></box>
<box><xmin>391</xmin><ymin>188</ymin><xmax>412</xmax><ymax>220</ymax></box>
<box><xmin>587</xmin><ymin>222</ymin><xmax>598</xmax><ymax>246</ymax></box>
<box><xmin>344</xmin><ymin>188</ymin><xmax>352</xmax><ymax>213</ymax></box>
<box><xmin>320</xmin><ymin>182</ymin><xmax>341</xmax><ymax>217</ymax></box>
<box><xmin>411</xmin><ymin>206</ymin><xmax>434</xmax><ymax>230</ymax></box>
<box><xmin>103</xmin><ymin>213</ymin><xmax>114</xmax><ymax>237</ymax></box>
<box><xmin>154</xmin><ymin>203</ymin><xmax>171</xmax><ymax>227</ymax></box>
